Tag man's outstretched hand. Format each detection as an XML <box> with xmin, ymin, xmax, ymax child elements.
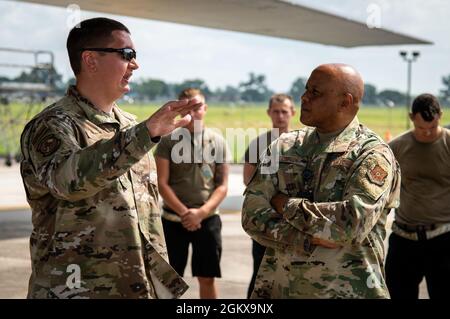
<box><xmin>146</xmin><ymin>98</ymin><xmax>203</xmax><ymax>138</ymax></box>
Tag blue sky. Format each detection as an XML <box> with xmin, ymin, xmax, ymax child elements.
<box><xmin>0</xmin><ymin>0</ymin><xmax>449</xmax><ymax>97</ymax></box>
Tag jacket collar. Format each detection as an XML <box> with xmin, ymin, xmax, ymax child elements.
<box><xmin>303</xmin><ymin>116</ymin><xmax>360</xmax><ymax>153</ymax></box>
<box><xmin>67</xmin><ymin>85</ymin><xmax>136</xmax><ymax>129</ymax></box>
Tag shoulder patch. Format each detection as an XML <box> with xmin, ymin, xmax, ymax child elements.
<box><xmin>367</xmin><ymin>164</ymin><xmax>388</xmax><ymax>186</ymax></box>
<box><xmin>37</xmin><ymin>134</ymin><xmax>61</xmax><ymax>156</ymax></box>
<box><xmin>350</xmin><ymin>152</ymin><xmax>393</xmax><ymax>202</ymax></box>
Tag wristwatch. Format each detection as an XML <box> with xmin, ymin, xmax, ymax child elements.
<box><xmin>150</xmin><ymin>135</ymin><xmax>161</xmax><ymax>143</ymax></box>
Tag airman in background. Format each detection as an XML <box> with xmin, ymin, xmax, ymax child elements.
<box><xmin>386</xmin><ymin>93</ymin><xmax>450</xmax><ymax>299</ymax></box>
<box><xmin>242</xmin><ymin>93</ymin><xmax>295</xmax><ymax>298</ymax></box>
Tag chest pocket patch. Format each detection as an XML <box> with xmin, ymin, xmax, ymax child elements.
<box><xmin>278</xmin><ymin>157</ymin><xmax>307</xmax><ymax>197</ymax></box>
<box><xmin>316</xmin><ymin>155</ymin><xmax>353</xmax><ymax>202</ymax></box>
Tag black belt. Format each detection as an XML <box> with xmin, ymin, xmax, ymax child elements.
<box><xmin>395</xmin><ymin>222</ymin><xmax>437</xmax><ymax>241</ymax></box>
<box><xmin>395</xmin><ymin>222</ymin><xmax>437</xmax><ymax>232</ymax></box>
<box><xmin>163</xmin><ymin>207</ymin><xmax>178</xmax><ymax>215</ymax></box>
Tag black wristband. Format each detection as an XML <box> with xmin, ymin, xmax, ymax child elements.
<box><xmin>150</xmin><ymin>135</ymin><xmax>161</xmax><ymax>143</ymax></box>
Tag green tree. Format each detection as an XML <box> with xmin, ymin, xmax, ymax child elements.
<box><xmin>289</xmin><ymin>77</ymin><xmax>306</xmax><ymax>100</ymax></box>
<box><xmin>214</xmin><ymin>85</ymin><xmax>240</xmax><ymax>102</ymax></box>
<box><xmin>440</xmin><ymin>74</ymin><xmax>450</xmax><ymax>106</ymax></box>
<box><xmin>363</xmin><ymin>84</ymin><xmax>378</xmax><ymax>105</ymax></box>
<box><xmin>238</xmin><ymin>72</ymin><xmax>272</xmax><ymax>102</ymax></box>
<box><xmin>14</xmin><ymin>66</ymin><xmax>62</xmax><ymax>87</ymax></box>
<box><xmin>174</xmin><ymin>79</ymin><xmax>211</xmax><ymax>98</ymax></box>
<box><xmin>132</xmin><ymin>78</ymin><xmax>169</xmax><ymax>101</ymax></box>
<box><xmin>12</xmin><ymin>65</ymin><xmax>64</xmax><ymax>93</ymax></box>
<box><xmin>378</xmin><ymin>89</ymin><xmax>406</xmax><ymax>106</ymax></box>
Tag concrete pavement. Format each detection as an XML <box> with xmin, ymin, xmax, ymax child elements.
<box><xmin>0</xmin><ymin>162</ymin><xmax>28</xmax><ymax>211</ymax></box>
<box><xmin>0</xmin><ymin>163</ymin><xmax>253</xmax><ymax>299</ymax></box>
<box><xmin>0</xmin><ymin>209</ymin><xmax>252</xmax><ymax>299</ymax></box>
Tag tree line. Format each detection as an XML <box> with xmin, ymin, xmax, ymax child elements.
<box><xmin>1</xmin><ymin>68</ymin><xmax>450</xmax><ymax>106</ymax></box>
<box><xmin>126</xmin><ymin>74</ymin><xmax>450</xmax><ymax>107</ymax></box>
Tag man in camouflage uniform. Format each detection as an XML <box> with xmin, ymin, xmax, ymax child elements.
<box><xmin>20</xmin><ymin>17</ymin><xmax>201</xmax><ymax>298</ymax></box>
<box><xmin>242</xmin><ymin>64</ymin><xmax>401</xmax><ymax>299</ymax></box>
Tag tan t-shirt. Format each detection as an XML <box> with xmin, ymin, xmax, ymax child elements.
<box><xmin>155</xmin><ymin>127</ymin><xmax>229</xmax><ymax>219</ymax></box>
<box><xmin>243</xmin><ymin>129</ymin><xmax>279</xmax><ymax>165</ymax></box>
<box><xmin>389</xmin><ymin>128</ymin><xmax>450</xmax><ymax>225</ymax></box>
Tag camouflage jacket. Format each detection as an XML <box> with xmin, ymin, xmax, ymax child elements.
<box><xmin>20</xmin><ymin>86</ymin><xmax>188</xmax><ymax>299</ymax></box>
<box><xmin>242</xmin><ymin>117</ymin><xmax>400</xmax><ymax>299</ymax></box>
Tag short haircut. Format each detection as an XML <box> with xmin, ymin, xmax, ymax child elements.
<box><xmin>411</xmin><ymin>93</ymin><xmax>441</xmax><ymax>122</ymax></box>
<box><xmin>178</xmin><ymin>88</ymin><xmax>205</xmax><ymax>100</ymax></box>
<box><xmin>67</xmin><ymin>17</ymin><xmax>130</xmax><ymax>75</ymax></box>
<box><xmin>269</xmin><ymin>93</ymin><xmax>294</xmax><ymax>109</ymax></box>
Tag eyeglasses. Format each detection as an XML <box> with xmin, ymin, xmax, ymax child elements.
<box><xmin>82</xmin><ymin>47</ymin><xmax>136</xmax><ymax>61</ymax></box>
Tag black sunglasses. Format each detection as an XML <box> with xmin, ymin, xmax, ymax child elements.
<box><xmin>82</xmin><ymin>47</ymin><xmax>136</xmax><ymax>61</ymax></box>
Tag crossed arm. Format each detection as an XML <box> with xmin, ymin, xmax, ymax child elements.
<box><xmin>242</xmin><ymin>151</ymin><xmax>396</xmax><ymax>251</ymax></box>
<box><xmin>25</xmin><ymin>99</ymin><xmax>203</xmax><ymax>202</ymax></box>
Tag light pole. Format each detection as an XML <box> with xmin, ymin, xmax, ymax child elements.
<box><xmin>399</xmin><ymin>51</ymin><xmax>420</xmax><ymax>130</ymax></box>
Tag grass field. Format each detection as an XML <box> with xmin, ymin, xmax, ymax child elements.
<box><xmin>1</xmin><ymin>102</ymin><xmax>449</xmax><ymax>163</ymax></box>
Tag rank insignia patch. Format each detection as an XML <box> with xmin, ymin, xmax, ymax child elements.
<box><xmin>37</xmin><ymin>135</ymin><xmax>61</xmax><ymax>156</ymax></box>
<box><xmin>367</xmin><ymin>164</ymin><xmax>388</xmax><ymax>186</ymax></box>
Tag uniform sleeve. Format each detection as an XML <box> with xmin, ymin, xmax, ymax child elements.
<box><xmin>241</xmin><ymin>142</ymin><xmax>312</xmax><ymax>254</ymax></box>
<box><xmin>281</xmin><ymin>150</ymin><xmax>399</xmax><ymax>245</ymax></box>
<box><xmin>154</xmin><ymin>135</ymin><xmax>172</xmax><ymax>160</ymax></box>
<box><xmin>24</xmin><ymin>114</ymin><xmax>157</xmax><ymax>202</ymax></box>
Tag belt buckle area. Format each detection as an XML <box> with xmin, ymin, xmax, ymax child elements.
<box><xmin>395</xmin><ymin>222</ymin><xmax>415</xmax><ymax>233</ymax></box>
<box><xmin>396</xmin><ymin>222</ymin><xmax>436</xmax><ymax>233</ymax></box>
<box><xmin>417</xmin><ymin>226</ymin><xmax>428</xmax><ymax>241</ymax></box>
<box><xmin>417</xmin><ymin>224</ymin><xmax>437</xmax><ymax>232</ymax></box>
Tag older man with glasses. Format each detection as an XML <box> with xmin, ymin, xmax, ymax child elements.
<box><xmin>20</xmin><ymin>17</ymin><xmax>201</xmax><ymax>299</ymax></box>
